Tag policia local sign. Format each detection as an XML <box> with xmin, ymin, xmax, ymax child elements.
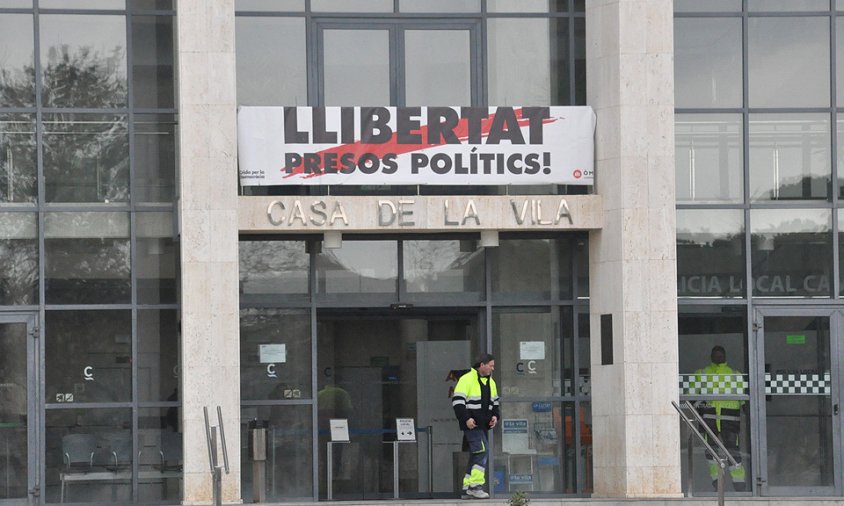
<box><xmin>237</xmin><ymin>106</ymin><xmax>596</xmax><ymax>186</ymax></box>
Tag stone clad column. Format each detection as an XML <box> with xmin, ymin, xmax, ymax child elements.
<box><xmin>176</xmin><ymin>1</ymin><xmax>241</xmax><ymax>503</ymax></box>
<box><xmin>586</xmin><ymin>0</ymin><xmax>681</xmax><ymax>497</ymax></box>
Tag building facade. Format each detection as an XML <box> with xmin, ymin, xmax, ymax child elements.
<box><xmin>0</xmin><ymin>0</ymin><xmax>840</xmax><ymax>504</ymax></box>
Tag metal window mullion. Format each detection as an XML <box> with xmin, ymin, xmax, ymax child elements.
<box><xmin>397</xmin><ymin>239</ymin><xmax>405</xmax><ymax>301</ymax></box>
<box><xmin>309</xmin><ymin>238</ymin><xmax>319</xmax><ymax>501</ymax></box>
<box><xmin>394</xmin><ymin>24</ymin><xmax>405</xmax><ymax>107</ymax></box>
<box><xmin>479</xmin><ymin>2</ymin><xmax>488</xmax><ymax>107</ymax></box>
<box><xmin>831</xmin><ymin>9</ymin><xmax>840</xmax><ymax>299</ymax></box>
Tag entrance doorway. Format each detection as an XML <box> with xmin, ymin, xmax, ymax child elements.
<box><xmin>0</xmin><ymin>314</ymin><xmax>37</xmax><ymax>505</ymax></box>
<box><xmin>316</xmin><ymin>310</ymin><xmax>481</xmax><ymax>500</ymax></box>
<box><xmin>754</xmin><ymin>309</ymin><xmax>840</xmax><ymax>495</ymax></box>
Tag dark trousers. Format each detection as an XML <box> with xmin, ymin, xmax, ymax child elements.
<box><xmin>463</xmin><ymin>428</ymin><xmax>489</xmax><ymax>489</ymax></box>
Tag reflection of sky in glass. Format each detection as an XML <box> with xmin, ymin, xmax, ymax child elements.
<box><xmin>750</xmin><ymin>209</ymin><xmax>830</xmax><ymax>234</ymax></box>
<box><xmin>0</xmin><ymin>15</ymin><xmax>33</xmax><ymax>71</ymax></box>
<box><xmin>676</xmin><ymin>209</ymin><xmax>743</xmax><ymax>245</ymax></box>
<box><xmin>748</xmin><ymin>17</ymin><xmax>829</xmax><ymax>108</ymax></box>
<box><xmin>674</xmin><ymin>18</ymin><xmax>742</xmax><ymax>108</ymax></box>
<box><xmin>324</xmin><ymin>241</ymin><xmax>396</xmax><ymax>280</ymax></box>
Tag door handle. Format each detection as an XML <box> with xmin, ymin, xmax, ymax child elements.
<box><xmin>834</xmin><ymin>404</ymin><xmax>839</xmax><ymax>415</ymax></box>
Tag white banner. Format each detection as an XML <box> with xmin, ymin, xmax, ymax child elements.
<box><xmin>237</xmin><ymin>106</ymin><xmax>595</xmax><ymax>186</ymax></box>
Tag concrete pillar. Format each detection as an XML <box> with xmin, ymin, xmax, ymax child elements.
<box><xmin>176</xmin><ymin>1</ymin><xmax>241</xmax><ymax>503</ymax></box>
<box><xmin>586</xmin><ymin>0</ymin><xmax>681</xmax><ymax>497</ymax></box>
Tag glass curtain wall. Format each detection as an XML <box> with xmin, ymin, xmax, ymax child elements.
<box><xmin>675</xmin><ymin>0</ymin><xmax>843</xmax><ymax>496</ymax></box>
<box><xmin>238</xmin><ymin>234</ymin><xmax>592</xmax><ymax>500</ymax></box>
<box><xmin>0</xmin><ymin>1</ymin><xmax>178</xmax><ymax>504</ymax></box>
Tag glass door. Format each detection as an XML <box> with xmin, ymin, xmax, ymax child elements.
<box><xmin>754</xmin><ymin>309</ymin><xmax>840</xmax><ymax>495</ymax></box>
<box><xmin>0</xmin><ymin>314</ymin><xmax>37</xmax><ymax>505</ymax></box>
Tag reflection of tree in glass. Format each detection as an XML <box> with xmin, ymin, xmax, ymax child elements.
<box><xmin>43</xmin><ymin>113</ymin><xmax>128</xmax><ymax>203</ymax></box>
<box><xmin>404</xmin><ymin>241</ymin><xmax>478</xmax><ymax>292</ymax></box>
<box><xmin>42</xmin><ymin>44</ymin><xmax>127</xmax><ymax>108</ymax></box>
<box><xmin>1</xmin><ymin>44</ymin><xmax>128</xmax><ymax>203</ymax></box>
<box><xmin>0</xmin><ymin>115</ymin><xmax>37</xmax><ymax>203</ymax></box>
<box><xmin>0</xmin><ymin>239</ymin><xmax>37</xmax><ymax>305</ymax></box>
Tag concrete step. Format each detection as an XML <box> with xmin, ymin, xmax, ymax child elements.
<box><xmin>255</xmin><ymin>498</ymin><xmax>844</xmax><ymax>506</ymax></box>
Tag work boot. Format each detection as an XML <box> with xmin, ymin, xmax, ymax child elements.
<box><xmin>461</xmin><ymin>488</ymin><xmax>471</xmax><ymax>500</ymax></box>
<box><xmin>467</xmin><ymin>486</ymin><xmax>489</xmax><ymax>499</ymax></box>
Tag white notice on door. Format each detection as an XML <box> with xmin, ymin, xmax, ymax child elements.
<box><xmin>329</xmin><ymin>418</ymin><xmax>350</xmax><ymax>442</ymax></box>
<box><xmin>259</xmin><ymin>344</ymin><xmax>287</xmax><ymax>364</ymax></box>
<box><xmin>396</xmin><ymin>418</ymin><xmax>416</xmax><ymax>442</ymax></box>
<box><xmin>519</xmin><ymin>341</ymin><xmax>545</xmax><ymax>360</ymax></box>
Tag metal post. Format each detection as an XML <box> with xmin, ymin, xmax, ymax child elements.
<box><xmin>427</xmin><ymin>426</ymin><xmax>433</xmax><ymax>494</ymax></box>
<box><xmin>326</xmin><ymin>443</ymin><xmax>333</xmax><ymax>501</ymax></box>
<box><xmin>393</xmin><ymin>441</ymin><xmax>400</xmax><ymax>500</ymax></box>
<box><xmin>717</xmin><ymin>461</ymin><xmax>726</xmax><ymax>506</ymax></box>
<box><xmin>687</xmin><ymin>431</ymin><xmax>694</xmax><ymax>496</ymax></box>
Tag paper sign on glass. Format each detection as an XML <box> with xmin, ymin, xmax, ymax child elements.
<box><xmin>396</xmin><ymin>418</ymin><xmax>416</xmax><ymax>442</ymax></box>
<box><xmin>519</xmin><ymin>341</ymin><xmax>545</xmax><ymax>360</ymax></box>
<box><xmin>329</xmin><ymin>419</ymin><xmax>350</xmax><ymax>442</ymax></box>
<box><xmin>259</xmin><ymin>344</ymin><xmax>287</xmax><ymax>364</ymax></box>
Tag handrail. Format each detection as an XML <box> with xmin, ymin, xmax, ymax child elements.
<box><xmin>204</xmin><ymin>406</ymin><xmax>231</xmax><ymax>506</ymax></box>
<box><xmin>671</xmin><ymin>400</ymin><xmax>737</xmax><ymax>506</ymax></box>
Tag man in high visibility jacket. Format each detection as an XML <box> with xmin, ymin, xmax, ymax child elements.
<box><xmin>452</xmin><ymin>353</ymin><xmax>500</xmax><ymax>499</ymax></box>
<box><xmin>694</xmin><ymin>345</ymin><xmax>747</xmax><ymax>492</ymax></box>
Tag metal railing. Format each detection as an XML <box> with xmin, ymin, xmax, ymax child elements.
<box><xmin>671</xmin><ymin>400</ymin><xmax>738</xmax><ymax>506</ymax></box>
<box><xmin>204</xmin><ymin>406</ymin><xmax>230</xmax><ymax>506</ymax></box>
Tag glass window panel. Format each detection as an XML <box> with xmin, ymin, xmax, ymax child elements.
<box><xmin>400</xmin><ymin>0</ymin><xmax>479</xmax><ymax>12</ymax></box>
<box><xmin>40</xmin><ymin>0</ymin><xmax>124</xmax><ymax>7</ymax></box>
<box><xmin>0</xmin><ymin>321</ymin><xmax>27</xmax><ymax>500</ymax></box>
<box><xmin>45</xmin><ymin>409</ymin><xmax>132</xmax><ymax>503</ymax></box>
<box><xmin>748</xmin><ymin>0</ymin><xmax>829</xmax><ymax>10</ymax></box>
<box><xmin>487</xmin><ymin>0</ymin><xmax>566</xmax><ymax>12</ymax></box>
<box><xmin>240</xmin><ymin>405</ymin><xmax>312</xmax><ymax>502</ymax></box>
<box><xmin>491</xmin><ymin>238</ymin><xmax>571</xmax><ymax>300</ymax></box>
<box><xmin>0</xmin><ymin>14</ymin><xmax>35</xmax><ymax>108</ymax></box>
<box><xmin>240</xmin><ymin>309</ymin><xmax>311</xmax><ymax>401</ymax></box>
<box><xmin>138</xmin><ymin>309</ymin><xmax>179</xmax><ymax>402</ymax></box>
<box><xmin>129</xmin><ymin>0</ymin><xmax>173</xmax><ymax>9</ymax></box>
<box><xmin>838</xmin><ymin>209</ymin><xmax>844</xmax><ymax>296</ymax></box>
<box><xmin>0</xmin><ymin>1</ymin><xmax>32</xmax><ymax>6</ymax></box>
<box><xmin>45</xmin><ymin>311</ymin><xmax>132</xmax><ymax>403</ymax></box>
<box><xmin>577</xmin><ymin>310</ymin><xmax>589</xmax><ymax>383</ymax></box>
<box><xmin>749</xmin><ymin>113</ymin><xmax>830</xmax><ymax>202</ymax></box>
<box><xmin>236</xmin><ymin>0</ymin><xmax>304</xmax><ymax>11</ymax></box>
<box><xmin>0</xmin><ymin>213</ymin><xmax>37</xmax><ymax>305</ymax></box>
<box><xmin>138</xmin><ymin>408</ymin><xmax>182</xmax><ymax>503</ymax></box>
<box><xmin>488</xmin><ymin>18</ymin><xmax>569</xmax><ymax>105</ymax></box>
<box><xmin>323</xmin><ymin>29</ymin><xmax>390</xmax><ymax>106</ymax></box>
<box><xmin>839</xmin><ymin>116</ymin><xmax>844</xmax><ymax>198</ymax></box>
<box><xmin>839</xmin><ymin>19</ymin><xmax>844</xmax><ymax>113</ymax></box>
<box><xmin>748</xmin><ymin>17</ymin><xmax>829</xmax><ymax>108</ymax></box>
<box><xmin>574</xmin><ymin>235</ymin><xmax>588</xmax><ymax>298</ymax></box>
<box><xmin>134</xmin><ymin>114</ymin><xmax>176</xmax><ymax>203</ymax></box>
<box><xmin>132</xmin><ymin>16</ymin><xmax>174</xmax><ymax>108</ymax></box>
<box><xmin>675</xmin><ymin>113</ymin><xmax>743</xmax><ymax>203</ymax></box>
<box><xmin>43</xmin><ymin>114</ymin><xmax>129</xmax><ymax>203</ymax></box>
<box><xmin>236</xmin><ymin>17</ymin><xmax>306</xmax><ymax>106</ymax></box>
<box><xmin>491</xmin><ymin>401</ymin><xmax>577</xmax><ymax>494</ymax></box>
<box><xmin>136</xmin><ymin>212</ymin><xmax>176</xmax><ymax>304</ymax></box>
<box><xmin>239</xmin><ymin>240</ymin><xmax>309</xmax><ymax>304</ymax></box>
<box><xmin>40</xmin><ymin>15</ymin><xmax>127</xmax><ymax>108</ymax></box>
<box><xmin>405</xmin><ymin>30</ymin><xmax>471</xmax><ymax>106</ymax></box>
<box><xmin>316</xmin><ymin>240</ymin><xmax>397</xmax><ymax>300</ymax></box>
<box><xmin>403</xmin><ymin>239</ymin><xmax>484</xmax><ymax>302</ymax></box>
<box><xmin>493</xmin><ymin>307</ymin><xmax>570</xmax><ymax>398</ymax></box>
<box><xmin>750</xmin><ymin>209</ymin><xmax>832</xmax><ymax>297</ymax></box>
<box><xmin>45</xmin><ymin>212</ymin><xmax>131</xmax><ymax>304</ymax></box>
<box><xmin>677</xmin><ymin>306</ymin><xmax>750</xmax><ymax>494</ymax></box>
<box><xmin>674</xmin><ymin>0</ymin><xmax>740</xmax><ymax>11</ymax></box>
<box><xmin>674</xmin><ymin>18</ymin><xmax>742</xmax><ymax>109</ymax></box>
<box><xmin>311</xmin><ymin>0</ymin><xmax>392</xmax><ymax>11</ymax></box>
<box><xmin>0</xmin><ymin>114</ymin><xmax>36</xmax><ymax>203</ymax></box>
<box><xmin>676</xmin><ymin>209</ymin><xmax>745</xmax><ymax>297</ymax></box>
